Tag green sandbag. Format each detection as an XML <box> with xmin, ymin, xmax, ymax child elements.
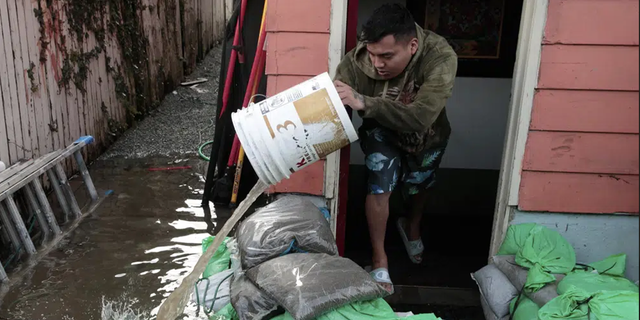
<box><xmin>588</xmin><ymin>254</ymin><xmax>627</xmax><ymax>277</ymax></box>
<box><xmin>557</xmin><ymin>270</ymin><xmax>639</xmax><ymax>295</ymax></box>
<box><xmin>509</xmin><ymin>296</ymin><xmax>539</xmax><ymax>320</ymax></box>
<box><xmin>202</xmin><ymin>236</ymin><xmax>231</xmax><ymax>278</ymax></box>
<box><xmin>539</xmin><ymin>286</ymin><xmax>640</xmax><ymax>320</ymax></box>
<box><xmin>270</xmin><ymin>298</ymin><xmax>442</xmax><ymax>320</ymax></box>
<box><xmin>514</xmin><ymin>225</ymin><xmax>576</xmax><ymax>292</ymax></box>
<box><xmin>498</xmin><ymin>223</ymin><xmax>537</xmax><ymax>255</ymax></box>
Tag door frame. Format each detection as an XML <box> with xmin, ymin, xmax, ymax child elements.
<box><xmin>489</xmin><ymin>0</ymin><xmax>548</xmax><ymax>257</ymax></box>
<box><xmin>329</xmin><ymin>0</ymin><xmax>550</xmax><ymax>258</ymax></box>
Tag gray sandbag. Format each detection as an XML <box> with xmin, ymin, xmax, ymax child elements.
<box><xmin>472</xmin><ymin>264</ymin><xmax>518</xmax><ymax>318</ymax></box>
<box><xmin>492</xmin><ymin>255</ymin><xmax>564</xmax><ymax>307</ymax></box>
<box><xmin>230</xmin><ymin>274</ymin><xmax>283</xmax><ymax>320</ymax></box>
<box><xmin>236</xmin><ymin>197</ymin><xmax>338</xmax><ymax>269</ymax></box>
<box><xmin>246</xmin><ymin>253</ymin><xmax>388</xmax><ymax>320</ymax></box>
<box><xmin>480</xmin><ymin>294</ymin><xmax>510</xmax><ymax>320</ymax></box>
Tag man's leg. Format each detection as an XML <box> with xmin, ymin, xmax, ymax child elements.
<box><xmin>400</xmin><ymin>146</ymin><xmax>447</xmax><ymax>263</ymax></box>
<box><xmin>407</xmin><ymin>189</ymin><xmax>429</xmax><ymax>242</ymax></box>
<box><xmin>360</xmin><ymin>128</ymin><xmax>401</xmax><ymax>291</ymax></box>
<box><xmin>366</xmin><ymin>192</ymin><xmax>392</xmax><ymax>270</ymax></box>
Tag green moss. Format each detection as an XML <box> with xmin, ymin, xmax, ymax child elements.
<box><xmin>36</xmin><ymin>0</ymin><xmax>150</xmax><ymax>121</ymax></box>
<box><xmin>27</xmin><ymin>62</ymin><xmax>38</xmax><ymax>93</ymax></box>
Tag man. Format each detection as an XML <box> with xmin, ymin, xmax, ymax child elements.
<box><xmin>334</xmin><ymin>3</ymin><xmax>457</xmax><ymax>293</ymax></box>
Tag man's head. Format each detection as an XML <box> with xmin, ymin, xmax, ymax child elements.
<box><xmin>360</xmin><ymin>4</ymin><xmax>419</xmax><ymax>80</ymax></box>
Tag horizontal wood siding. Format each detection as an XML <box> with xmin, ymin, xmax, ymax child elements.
<box><xmin>523</xmin><ymin>131</ymin><xmax>639</xmax><ymax>175</ymax></box>
<box><xmin>531</xmin><ymin>90</ymin><xmax>639</xmax><ymax>134</ymax></box>
<box><xmin>1</xmin><ymin>0</ymin><xmax>229</xmax><ymax>175</ymax></box>
<box><xmin>520</xmin><ymin>0</ymin><xmax>639</xmax><ymax>214</ymax></box>
<box><xmin>266</xmin><ymin>0</ymin><xmax>331</xmax><ymax>196</ymax></box>
<box><xmin>520</xmin><ymin>171</ymin><xmax>639</xmax><ymax>214</ymax></box>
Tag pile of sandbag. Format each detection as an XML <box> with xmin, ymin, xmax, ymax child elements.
<box><xmin>194</xmin><ymin>196</ymin><xmax>444</xmax><ymax>320</ymax></box>
<box><xmin>231</xmin><ymin>196</ymin><xmax>390</xmax><ymax>320</ymax></box>
<box><xmin>473</xmin><ymin>223</ymin><xmax>639</xmax><ymax>320</ymax></box>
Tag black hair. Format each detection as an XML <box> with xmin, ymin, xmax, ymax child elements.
<box><xmin>359</xmin><ymin>3</ymin><xmax>417</xmax><ymax>44</ymax></box>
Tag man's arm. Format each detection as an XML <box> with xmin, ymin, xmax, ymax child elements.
<box><xmin>362</xmin><ymin>53</ymin><xmax>457</xmax><ymax>132</ymax></box>
<box><xmin>333</xmin><ymin>53</ymin><xmax>358</xmax><ymax>89</ymax></box>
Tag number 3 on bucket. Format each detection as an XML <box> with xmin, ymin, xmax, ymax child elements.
<box><xmin>231</xmin><ymin>72</ymin><xmax>359</xmax><ymax>186</ymax></box>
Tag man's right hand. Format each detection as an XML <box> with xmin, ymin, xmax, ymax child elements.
<box><xmin>334</xmin><ymin>80</ymin><xmax>365</xmax><ymax>111</ymax></box>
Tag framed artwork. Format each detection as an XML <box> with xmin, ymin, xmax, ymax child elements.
<box><xmin>407</xmin><ymin>0</ymin><xmax>524</xmax><ymax>78</ymax></box>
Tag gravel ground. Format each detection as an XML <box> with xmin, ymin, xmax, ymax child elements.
<box><xmin>100</xmin><ymin>45</ymin><xmax>223</xmax><ymax>160</ymax></box>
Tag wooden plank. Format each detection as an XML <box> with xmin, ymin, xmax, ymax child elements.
<box><xmin>23</xmin><ymin>0</ymin><xmax>50</xmax><ymax>157</ymax></box>
<box><xmin>544</xmin><ymin>0</ymin><xmax>639</xmax><ymax>46</ymax></box>
<box><xmin>38</xmin><ymin>0</ymin><xmax>64</xmax><ymax>154</ymax></box>
<box><xmin>266</xmin><ymin>75</ymin><xmax>312</xmax><ymax>97</ymax></box>
<box><xmin>265</xmin><ymin>32</ymin><xmax>331</xmax><ymax>76</ymax></box>
<box><xmin>12</xmin><ymin>0</ymin><xmax>37</xmax><ymax>159</ymax></box>
<box><xmin>531</xmin><ymin>90</ymin><xmax>639</xmax><ymax>134</ymax></box>
<box><xmin>0</xmin><ymin>0</ymin><xmax>24</xmax><ymax>162</ymax></box>
<box><xmin>266</xmin><ymin>0</ymin><xmax>331</xmax><ymax>33</ymax></box>
<box><xmin>0</xmin><ymin>14</ymin><xmax>10</xmax><ymax>164</ymax></box>
<box><xmin>32</xmin><ymin>0</ymin><xmax>55</xmax><ymax>156</ymax></box>
<box><xmin>267</xmin><ymin>160</ymin><xmax>325</xmax><ymax>196</ymax></box>
<box><xmin>519</xmin><ymin>171</ymin><xmax>639</xmax><ymax>214</ymax></box>
<box><xmin>523</xmin><ymin>131</ymin><xmax>639</xmax><ymax>175</ymax></box>
<box><xmin>538</xmin><ymin>45</ymin><xmax>639</xmax><ymax>91</ymax></box>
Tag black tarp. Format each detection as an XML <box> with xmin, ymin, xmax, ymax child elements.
<box><xmin>202</xmin><ymin>0</ymin><xmax>267</xmax><ymax>226</ymax></box>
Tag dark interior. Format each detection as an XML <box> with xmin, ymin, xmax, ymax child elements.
<box><xmin>344</xmin><ymin>166</ymin><xmax>499</xmax><ymax>288</ymax></box>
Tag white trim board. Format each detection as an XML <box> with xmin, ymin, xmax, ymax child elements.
<box><xmin>326</xmin><ymin>0</ymin><xmax>349</xmax><ymax>236</ymax></box>
<box><xmin>490</xmin><ymin>0</ymin><xmax>548</xmax><ymax>257</ymax></box>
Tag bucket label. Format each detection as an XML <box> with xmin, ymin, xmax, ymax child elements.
<box><xmin>232</xmin><ymin>72</ymin><xmax>359</xmax><ymax>185</ymax></box>
<box><xmin>263</xmin><ymin>88</ymin><xmax>351</xmax><ymax>172</ymax></box>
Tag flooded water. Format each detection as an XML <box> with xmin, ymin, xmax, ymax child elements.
<box><xmin>156</xmin><ymin>180</ymin><xmax>267</xmax><ymax>320</ymax></box>
<box><xmin>0</xmin><ymin>158</ymin><xmax>247</xmax><ymax>320</ymax></box>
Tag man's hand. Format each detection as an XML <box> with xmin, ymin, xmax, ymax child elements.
<box><xmin>334</xmin><ymin>80</ymin><xmax>365</xmax><ymax>111</ymax></box>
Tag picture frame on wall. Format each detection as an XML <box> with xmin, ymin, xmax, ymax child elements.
<box><xmin>406</xmin><ymin>0</ymin><xmax>524</xmax><ymax>78</ymax></box>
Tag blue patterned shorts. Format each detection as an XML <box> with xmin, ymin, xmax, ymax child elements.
<box><xmin>360</xmin><ymin>127</ymin><xmax>447</xmax><ymax>196</ymax></box>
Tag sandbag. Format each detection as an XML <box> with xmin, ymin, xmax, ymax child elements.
<box><xmin>587</xmin><ymin>253</ymin><xmax>627</xmax><ymax>277</ymax></box>
<box><xmin>538</xmin><ymin>286</ymin><xmax>640</xmax><ymax>320</ymax></box>
<box><xmin>270</xmin><ymin>298</ymin><xmax>442</xmax><ymax>320</ymax></box>
<box><xmin>499</xmin><ymin>224</ymin><xmax>576</xmax><ymax>292</ymax></box>
<box><xmin>557</xmin><ymin>270</ymin><xmax>639</xmax><ymax>295</ymax></box>
<box><xmin>471</xmin><ymin>264</ymin><xmax>518</xmax><ymax>318</ymax></box>
<box><xmin>193</xmin><ymin>269</ymin><xmax>233</xmax><ymax>313</ymax></box>
<box><xmin>498</xmin><ymin>223</ymin><xmax>537</xmax><ymax>255</ymax></box>
<box><xmin>479</xmin><ymin>294</ymin><xmax>509</xmax><ymax>320</ymax></box>
<box><xmin>230</xmin><ymin>274</ymin><xmax>282</xmax><ymax>320</ymax></box>
<box><xmin>236</xmin><ymin>197</ymin><xmax>338</xmax><ymax>269</ymax></box>
<box><xmin>509</xmin><ymin>296</ymin><xmax>540</xmax><ymax>320</ymax></box>
<box><xmin>246</xmin><ymin>253</ymin><xmax>388</xmax><ymax>320</ymax></box>
<box><xmin>492</xmin><ymin>255</ymin><xmax>563</xmax><ymax>307</ymax></box>
<box><xmin>203</xmin><ymin>236</ymin><xmax>232</xmax><ymax>278</ymax></box>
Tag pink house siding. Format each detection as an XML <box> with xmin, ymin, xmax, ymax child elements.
<box><xmin>264</xmin><ymin>0</ymin><xmax>332</xmax><ymax>195</ymax></box>
<box><xmin>519</xmin><ymin>0</ymin><xmax>640</xmax><ymax>214</ymax></box>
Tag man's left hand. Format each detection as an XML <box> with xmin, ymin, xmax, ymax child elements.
<box><xmin>334</xmin><ymin>80</ymin><xmax>365</xmax><ymax>111</ymax></box>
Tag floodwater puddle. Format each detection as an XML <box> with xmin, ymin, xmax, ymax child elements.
<box><xmin>0</xmin><ymin>158</ymin><xmax>228</xmax><ymax>320</ymax></box>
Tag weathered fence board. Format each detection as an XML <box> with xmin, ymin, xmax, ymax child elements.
<box><xmin>1</xmin><ymin>0</ymin><xmax>230</xmax><ymax>171</ymax></box>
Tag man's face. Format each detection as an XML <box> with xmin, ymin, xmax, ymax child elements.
<box><xmin>366</xmin><ymin>34</ymin><xmax>418</xmax><ymax>80</ymax></box>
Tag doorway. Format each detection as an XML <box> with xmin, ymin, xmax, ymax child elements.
<box><xmin>341</xmin><ymin>0</ymin><xmax>525</xmax><ymax>292</ymax></box>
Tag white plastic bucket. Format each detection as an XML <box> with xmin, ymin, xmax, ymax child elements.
<box><xmin>231</xmin><ymin>109</ymin><xmax>275</xmax><ymax>184</ymax></box>
<box><xmin>232</xmin><ymin>72</ymin><xmax>359</xmax><ymax>186</ymax></box>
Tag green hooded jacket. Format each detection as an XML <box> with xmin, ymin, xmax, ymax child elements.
<box><xmin>335</xmin><ymin>24</ymin><xmax>457</xmax><ymax>153</ymax></box>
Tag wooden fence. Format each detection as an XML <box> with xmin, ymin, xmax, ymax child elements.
<box><xmin>0</xmin><ymin>0</ymin><xmax>230</xmax><ymax>170</ymax></box>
